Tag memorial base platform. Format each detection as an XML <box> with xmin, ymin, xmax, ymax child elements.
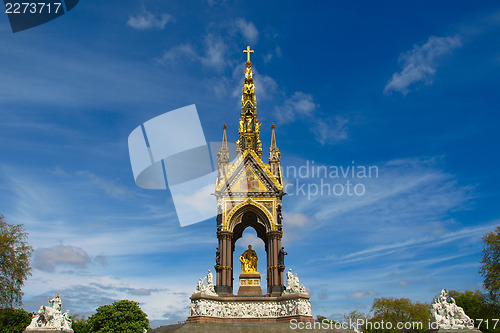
<box><xmin>187</xmin><ymin>292</ymin><xmax>313</xmax><ymax>324</ymax></box>
<box><xmin>152</xmin><ymin>323</ymin><xmax>355</xmax><ymax>333</ymax></box>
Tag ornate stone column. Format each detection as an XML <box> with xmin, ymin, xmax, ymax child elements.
<box><xmin>267</xmin><ymin>230</ymin><xmax>284</xmax><ymax>296</ymax></box>
<box><xmin>215</xmin><ymin>230</ymin><xmax>233</xmax><ymax>295</ymax></box>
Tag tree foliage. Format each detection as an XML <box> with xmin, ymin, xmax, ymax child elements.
<box><xmin>366</xmin><ymin>297</ymin><xmax>431</xmax><ymax>333</ymax></box>
<box><xmin>480</xmin><ymin>226</ymin><xmax>500</xmax><ymax>300</ymax></box>
<box><xmin>316</xmin><ymin>314</ymin><xmax>328</xmax><ymax>322</ymax></box>
<box><xmin>344</xmin><ymin>309</ymin><xmax>369</xmax><ymax>328</ymax></box>
<box><xmin>70</xmin><ymin>313</ymin><xmax>89</xmax><ymax>333</ymax></box>
<box><xmin>0</xmin><ymin>215</ymin><xmax>33</xmax><ymax>307</ymax></box>
<box><xmin>0</xmin><ymin>307</ymin><xmax>33</xmax><ymax>333</ymax></box>
<box><xmin>87</xmin><ymin>300</ymin><xmax>150</xmax><ymax>333</ymax></box>
<box><xmin>449</xmin><ymin>290</ymin><xmax>500</xmax><ymax>333</ymax></box>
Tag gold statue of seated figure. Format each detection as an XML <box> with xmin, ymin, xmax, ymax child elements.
<box><xmin>239</xmin><ymin>245</ymin><xmax>258</xmax><ymax>274</ymax></box>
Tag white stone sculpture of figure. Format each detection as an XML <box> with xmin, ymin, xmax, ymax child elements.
<box><xmin>195</xmin><ymin>278</ymin><xmax>205</xmax><ymax>293</ymax></box>
<box><xmin>28</xmin><ymin>313</ymin><xmax>39</xmax><ymax>328</ymax></box>
<box><xmin>62</xmin><ymin>310</ymin><xmax>72</xmax><ymax>330</ymax></box>
<box><xmin>49</xmin><ymin>293</ymin><xmax>62</xmax><ymax>312</ymax></box>
<box><xmin>204</xmin><ymin>270</ymin><xmax>217</xmax><ymax>295</ymax></box>
<box><xmin>431</xmin><ymin>289</ymin><xmax>471</xmax><ymax>329</ymax></box>
<box><xmin>194</xmin><ymin>270</ymin><xmax>217</xmax><ymax>296</ymax></box>
<box><xmin>207</xmin><ymin>270</ymin><xmax>213</xmax><ymax>286</ymax></box>
<box><xmin>284</xmin><ymin>269</ymin><xmax>308</xmax><ymax>295</ymax></box>
<box><xmin>286</xmin><ymin>269</ymin><xmax>296</xmax><ymax>290</ymax></box>
<box><xmin>431</xmin><ymin>301</ymin><xmax>447</xmax><ymax>328</ymax></box>
<box><xmin>26</xmin><ymin>293</ymin><xmax>73</xmax><ymax>332</ymax></box>
<box><xmin>286</xmin><ymin>269</ymin><xmax>293</xmax><ymax>282</ymax></box>
<box><xmin>204</xmin><ymin>270</ymin><xmax>217</xmax><ymax>296</ymax></box>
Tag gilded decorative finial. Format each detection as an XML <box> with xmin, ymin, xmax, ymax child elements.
<box><xmin>243</xmin><ymin>45</ymin><xmax>254</xmax><ymax>65</ymax></box>
<box><xmin>223</xmin><ymin>123</ymin><xmax>227</xmax><ymax>130</ymax></box>
<box><xmin>237</xmin><ymin>45</ymin><xmax>262</xmax><ymax>157</ymax></box>
<box><xmin>272</xmin><ymin>123</ymin><xmax>275</xmax><ymax>130</ymax></box>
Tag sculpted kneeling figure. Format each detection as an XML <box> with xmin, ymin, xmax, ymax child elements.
<box><xmin>239</xmin><ymin>245</ymin><xmax>258</xmax><ymax>273</ymax></box>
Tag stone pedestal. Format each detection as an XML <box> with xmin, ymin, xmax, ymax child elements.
<box><xmin>187</xmin><ymin>293</ymin><xmax>313</xmax><ymax>323</ymax></box>
<box><xmin>237</xmin><ymin>273</ymin><xmax>262</xmax><ymax>296</ymax></box>
<box><xmin>152</xmin><ymin>323</ymin><xmax>354</xmax><ymax>332</ymax></box>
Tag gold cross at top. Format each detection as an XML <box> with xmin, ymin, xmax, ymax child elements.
<box><xmin>243</xmin><ymin>46</ymin><xmax>254</xmax><ymax>63</ymax></box>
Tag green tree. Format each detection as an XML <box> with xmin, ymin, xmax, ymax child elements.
<box><xmin>0</xmin><ymin>307</ymin><xmax>33</xmax><ymax>333</ymax></box>
<box><xmin>480</xmin><ymin>226</ymin><xmax>500</xmax><ymax>300</ymax></box>
<box><xmin>71</xmin><ymin>313</ymin><xmax>89</xmax><ymax>333</ymax></box>
<box><xmin>344</xmin><ymin>309</ymin><xmax>369</xmax><ymax>330</ymax></box>
<box><xmin>366</xmin><ymin>297</ymin><xmax>431</xmax><ymax>333</ymax></box>
<box><xmin>0</xmin><ymin>215</ymin><xmax>33</xmax><ymax>307</ymax></box>
<box><xmin>316</xmin><ymin>315</ymin><xmax>328</xmax><ymax>323</ymax></box>
<box><xmin>87</xmin><ymin>300</ymin><xmax>150</xmax><ymax>333</ymax></box>
<box><xmin>449</xmin><ymin>290</ymin><xmax>500</xmax><ymax>333</ymax></box>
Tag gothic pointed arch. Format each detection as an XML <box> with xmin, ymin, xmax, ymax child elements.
<box><xmin>226</xmin><ymin>199</ymin><xmax>274</xmax><ymax>233</ymax></box>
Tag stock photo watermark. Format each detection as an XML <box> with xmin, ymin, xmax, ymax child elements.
<box><xmin>290</xmin><ymin>318</ymin><xmax>498</xmax><ymax>331</ymax></box>
<box><xmin>283</xmin><ymin>160</ymin><xmax>379</xmax><ymax>200</ymax></box>
<box><xmin>290</xmin><ymin>318</ymin><xmax>425</xmax><ymax>331</ymax></box>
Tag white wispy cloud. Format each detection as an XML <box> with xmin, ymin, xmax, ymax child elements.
<box><xmin>76</xmin><ymin>170</ymin><xmax>130</xmax><ymax>199</ymax></box>
<box><xmin>201</xmin><ymin>34</ymin><xmax>228</xmax><ymax>70</ymax></box>
<box><xmin>94</xmin><ymin>255</ymin><xmax>108</xmax><ymax>266</ymax></box>
<box><xmin>33</xmin><ymin>244</ymin><xmax>91</xmax><ymax>272</ymax></box>
<box><xmin>304</xmin><ymin>157</ymin><xmax>472</xmax><ymax>225</ymax></box>
<box><xmin>274</xmin><ymin>92</ymin><xmax>349</xmax><ymax>144</ymax></box>
<box><xmin>237</xmin><ymin>232</ymin><xmax>264</xmax><ymax>252</ymax></box>
<box><xmin>173</xmin><ymin>184</ymin><xmax>216</xmax><ymax>218</ymax></box>
<box><xmin>281</xmin><ymin>157</ymin><xmax>478</xmax><ymax>262</ymax></box>
<box><xmin>234</xmin><ymin>18</ymin><xmax>259</xmax><ymax>44</ymax></box>
<box><xmin>263</xmin><ymin>46</ymin><xmax>282</xmax><ymax>63</ymax></box>
<box><xmin>0</xmin><ymin>166</ymin><xmax>211</xmax><ymax>256</ymax></box>
<box><xmin>313</xmin><ymin>116</ymin><xmax>349</xmax><ymax>145</ymax></box>
<box><xmin>158</xmin><ymin>44</ymin><xmax>198</xmax><ymax>64</ymax></box>
<box><xmin>328</xmin><ymin>225</ymin><xmax>489</xmax><ymax>265</ymax></box>
<box><xmin>349</xmin><ymin>290</ymin><xmax>377</xmax><ymax>299</ymax></box>
<box><xmin>281</xmin><ymin>213</ymin><xmax>316</xmax><ymax>246</ymax></box>
<box><xmin>283</xmin><ymin>213</ymin><xmax>313</xmax><ymax>228</ymax></box>
<box><xmin>274</xmin><ymin>91</ymin><xmax>318</xmax><ymax>124</ymax></box>
<box><xmin>0</xmin><ymin>35</ymin><xmax>183</xmax><ymax>109</ymax></box>
<box><xmin>0</xmin><ymin>166</ymin><xmax>72</xmax><ymax>238</ymax></box>
<box><xmin>127</xmin><ymin>10</ymin><xmax>173</xmax><ymax>30</ymax></box>
<box><xmin>384</xmin><ymin>35</ymin><xmax>462</xmax><ymax>95</ymax></box>
<box><xmin>157</xmin><ymin>34</ymin><xmax>228</xmax><ymax>70</ymax></box>
<box><xmin>253</xmin><ymin>72</ymin><xmax>278</xmax><ymax>100</ymax></box>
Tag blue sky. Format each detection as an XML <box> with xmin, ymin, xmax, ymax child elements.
<box><xmin>0</xmin><ymin>0</ymin><xmax>499</xmax><ymax>327</ymax></box>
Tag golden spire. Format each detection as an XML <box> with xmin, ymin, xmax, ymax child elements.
<box><xmin>237</xmin><ymin>46</ymin><xmax>262</xmax><ymax>157</ymax></box>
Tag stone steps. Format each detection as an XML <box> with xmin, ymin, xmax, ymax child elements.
<box><xmin>151</xmin><ymin>323</ymin><xmax>356</xmax><ymax>333</ymax></box>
